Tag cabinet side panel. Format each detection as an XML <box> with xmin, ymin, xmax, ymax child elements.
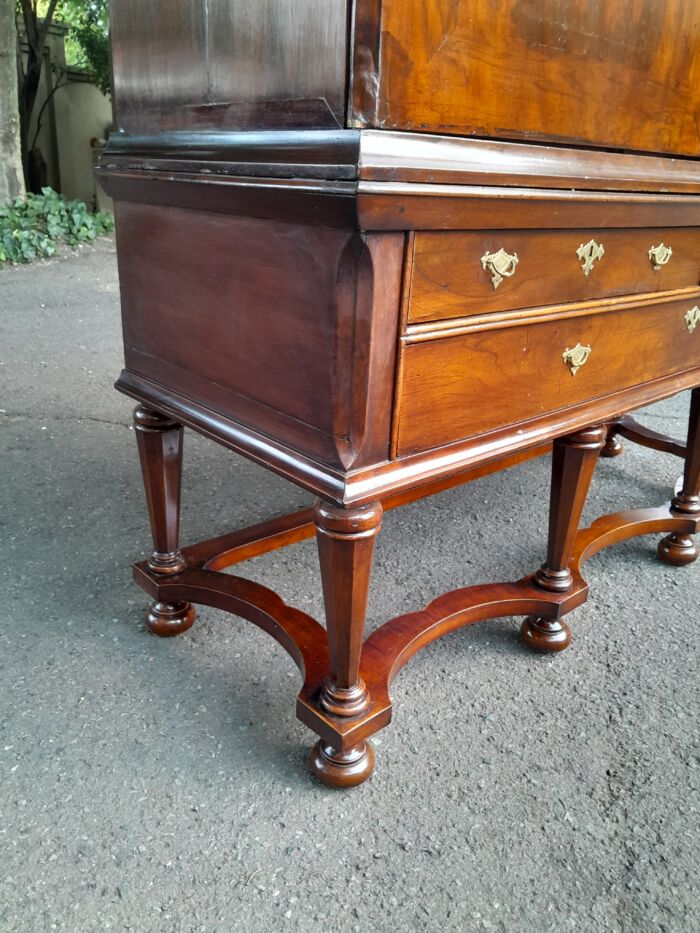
<box><xmin>110</xmin><ymin>0</ymin><xmax>349</xmax><ymax>133</ymax></box>
<box><xmin>114</xmin><ymin>203</ymin><xmax>354</xmax><ymax>463</ymax></box>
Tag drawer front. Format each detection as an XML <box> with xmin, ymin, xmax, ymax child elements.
<box><xmin>395</xmin><ymin>293</ymin><xmax>700</xmax><ymax>457</ymax></box>
<box><xmin>408</xmin><ymin>228</ymin><xmax>700</xmax><ymax>325</ymax></box>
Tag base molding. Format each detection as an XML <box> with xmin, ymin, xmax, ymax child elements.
<box><xmin>133</xmin><ymin>498</ymin><xmax>698</xmax><ymax>757</ymax></box>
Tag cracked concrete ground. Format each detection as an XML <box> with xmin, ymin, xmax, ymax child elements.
<box><xmin>1</xmin><ymin>241</ymin><xmax>698</xmax><ymax>933</ymax></box>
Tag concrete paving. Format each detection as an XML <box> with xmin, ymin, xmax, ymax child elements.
<box><xmin>1</xmin><ymin>241</ymin><xmax>698</xmax><ymax>933</ymax></box>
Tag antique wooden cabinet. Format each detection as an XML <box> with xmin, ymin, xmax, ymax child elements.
<box><xmin>100</xmin><ymin>1</ymin><xmax>700</xmax><ymax>787</ymax></box>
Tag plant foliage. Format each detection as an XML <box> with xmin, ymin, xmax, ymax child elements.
<box><xmin>0</xmin><ymin>187</ymin><xmax>113</xmax><ymax>266</ymax></box>
<box><xmin>58</xmin><ymin>0</ymin><xmax>112</xmax><ymax>96</ymax></box>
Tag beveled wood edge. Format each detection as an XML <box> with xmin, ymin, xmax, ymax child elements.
<box><xmin>359</xmin><ymin>130</ymin><xmax>700</xmax><ymax>193</ymax></box>
<box><xmin>96</xmin><ymin>168</ymin><xmax>359</xmax><ymax>228</ymax></box>
<box><xmin>356</xmin><ymin>183</ymin><xmax>700</xmax><ymax>230</ymax></box>
<box><xmin>390</xmin><ymin>232</ymin><xmax>417</xmax><ymax>458</ymax></box>
<box><xmin>98</xmin><ymin>132</ymin><xmax>700</xmax><ymax>232</ymax></box>
<box><xmin>376</xmin><ymin>369</ymin><xmax>700</xmax><ymax>503</ymax></box>
<box><xmin>403</xmin><ymin>287</ymin><xmax>700</xmax><ymax>343</ymax></box>
<box><xmin>116</xmin><ymin>370</ymin><xmax>348</xmax><ymax>502</ymax></box>
<box><xmin>101</xmin><ymin>127</ymin><xmax>700</xmax><ymax>194</ymax></box>
<box><xmin>102</xmin><ymin>128</ymin><xmax>361</xmax><ymax>180</ymax></box>
<box><xmin>118</xmin><ymin>368</ymin><xmax>700</xmax><ymax>507</ymax></box>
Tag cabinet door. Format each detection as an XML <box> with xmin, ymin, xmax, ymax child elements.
<box><xmin>352</xmin><ymin>0</ymin><xmax>700</xmax><ymax>157</ymax></box>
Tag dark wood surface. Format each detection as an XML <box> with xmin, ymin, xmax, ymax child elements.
<box><xmin>102</xmin><ymin>129</ymin><xmax>361</xmax><ymax>180</ymax></box>
<box><xmin>355</xmin><ymin>0</ymin><xmax>700</xmax><ymax>157</ymax></box>
<box><xmin>610</xmin><ymin>415</ymin><xmax>686</xmax><ymax>460</ymax></box>
<box><xmin>110</xmin><ymin>0</ymin><xmax>348</xmax><ymax>134</ymax></box>
<box><xmin>133</xmin><ymin>406</ymin><xmax>195</xmax><ymax>636</ymax></box>
<box><xmin>119</xmin><ymin>364</ymin><xmax>700</xmax><ymax>509</ymax></box>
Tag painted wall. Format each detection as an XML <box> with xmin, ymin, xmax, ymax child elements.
<box><xmin>26</xmin><ymin>22</ymin><xmax>114</xmax><ymax>212</ymax></box>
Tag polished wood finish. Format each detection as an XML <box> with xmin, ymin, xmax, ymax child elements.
<box><xmin>355</xmin><ymin>1</ymin><xmax>700</xmax><ymax>157</ymax></box>
<box><xmin>115</xmin><ymin>205</ymin><xmax>403</xmax><ymax>472</ymax></box>
<box><xmin>133</xmin><ymin>405</ymin><xmax>195</xmax><ymax>636</ymax></box>
<box><xmin>314</xmin><ymin>501</ymin><xmax>382</xmax><ymax>719</ymax></box>
<box><xmin>106</xmin><ymin>1</ymin><xmax>700</xmax><ymax>786</ymax></box>
<box><xmin>407</xmin><ymin>228</ymin><xmax>700</xmax><ymax>325</ymax></box>
<box><xmin>118</xmin><ymin>364</ymin><xmax>700</xmax><ymax>509</ymax></box>
<box><xmin>600</xmin><ymin>425</ymin><xmax>625</xmax><ymax>459</ymax></box>
<box><xmin>310</xmin><ymin>740</ymin><xmax>375</xmax><ymax>789</ymax></box>
<box><xmin>110</xmin><ymin>0</ymin><xmax>348</xmax><ymax>134</ymax></box>
<box><xmin>395</xmin><ymin>292</ymin><xmax>700</xmax><ymax>456</ymax></box>
<box><xmin>132</xmin><ymin>480</ymin><xmax>700</xmax><ymax>786</ymax></box>
<box><xmin>356</xmin><ymin>184</ymin><xmax>700</xmax><ymax>233</ymax></box>
<box><xmin>538</xmin><ymin>427</ymin><xmax>607</xmax><ymax>593</ymax></box>
<box><xmin>618</xmin><ymin>418</ymin><xmax>686</xmax><ymax>459</ymax></box>
<box><xmin>606</xmin><ymin>415</ymin><xmax>686</xmax><ymax>460</ymax></box>
<box><xmin>358</xmin><ymin>131</ymin><xmax>700</xmax><ymax>194</ymax></box>
<box><xmin>522</xmin><ymin>426</ymin><xmax>605</xmax><ymax>651</ymax></box>
<box><xmin>659</xmin><ymin>387</ymin><xmax>700</xmax><ymax>565</ymax></box>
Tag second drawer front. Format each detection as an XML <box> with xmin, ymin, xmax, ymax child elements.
<box><xmin>408</xmin><ymin>228</ymin><xmax>700</xmax><ymax>325</ymax></box>
<box><xmin>395</xmin><ymin>294</ymin><xmax>700</xmax><ymax>456</ymax></box>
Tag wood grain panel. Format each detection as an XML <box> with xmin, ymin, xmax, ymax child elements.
<box><xmin>408</xmin><ymin>228</ymin><xmax>700</xmax><ymax>324</ymax></box>
<box><xmin>395</xmin><ymin>292</ymin><xmax>700</xmax><ymax>455</ymax></box>
<box><xmin>368</xmin><ymin>0</ymin><xmax>700</xmax><ymax>156</ymax></box>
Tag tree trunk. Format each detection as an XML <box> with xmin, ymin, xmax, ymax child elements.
<box><xmin>0</xmin><ymin>0</ymin><xmax>25</xmax><ymax>202</ymax></box>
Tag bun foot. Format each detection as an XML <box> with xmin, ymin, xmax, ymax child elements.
<box><xmin>657</xmin><ymin>533</ymin><xmax>698</xmax><ymax>566</ymax></box>
<box><xmin>146</xmin><ymin>600</ymin><xmax>196</xmax><ymax>637</ymax></box>
<box><xmin>310</xmin><ymin>740</ymin><xmax>375</xmax><ymax>788</ymax></box>
<box><xmin>520</xmin><ymin>616</ymin><xmax>572</xmax><ymax>653</ymax></box>
<box><xmin>600</xmin><ymin>435</ymin><xmax>623</xmax><ymax>458</ymax></box>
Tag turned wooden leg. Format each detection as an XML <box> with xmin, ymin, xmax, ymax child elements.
<box><xmin>659</xmin><ymin>387</ymin><xmax>700</xmax><ymax>566</ymax></box>
<box><xmin>600</xmin><ymin>422</ymin><xmax>624</xmax><ymax>458</ymax></box>
<box><xmin>309</xmin><ymin>500</ymin><xmax>382</xmax><ymax>788</ymax></box>
<box><xmin>522</xmin><ymin>425</ymin><xmax>606</xmax><ymax>652</ymax></box>
<box><xmin>133</xmin><ymin>405</ymin><xmax>195</xmax><ymax>636</ymax></box>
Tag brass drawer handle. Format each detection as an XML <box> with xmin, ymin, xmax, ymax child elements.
<box><xmin>649</xmin><ymin>243</ymin><xmax>673</xmax><ymax>270</ymax></box>
<box><xmin>562</xmin><ymin>342</ymin><xmax>592</xmax><ymax>376</ymax></box>
<box><xmin>481</xmin><ymin>247</ymin><xmax>519</xmax><ymax>289</ymax></box>
<box><xmin>576</xmin><ymin>239</ymin><xmax>605</xmax><ymax>277</ymax></box>
<box><xmin>685</xmin><ymin>305</ymin><xmax>700</xmax><ymax>333</ymax></box>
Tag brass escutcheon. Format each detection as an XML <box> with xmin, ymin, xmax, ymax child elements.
<box><xmin>562</xmin><ymin>342</ymin><xmax>592</xmax><ymax>376</ymax></box>
<box><xmin>576</xmin><ymin>239</ymin><xmax>605</xmax><ymax>277</ymax></box>
<box><xmin>481</xmin><ymin>247</ymin><xmax>519</xmax><ymax>289</ymax></box>
<box><xmin>649</xmin><ymin>243</ymin><xmax>673</xmax><ymax>271</ymax></box>
<box><xmin>685</xmin><ymin>305</ymin><xmax>700</xmax><ymax>333</ymax></box>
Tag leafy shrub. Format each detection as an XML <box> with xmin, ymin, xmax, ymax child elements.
<box><xmin>0</xmin><ymin>187</ymin><xmax>113</xmax><ymax>266</ymax></box>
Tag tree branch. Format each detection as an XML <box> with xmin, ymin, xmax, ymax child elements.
<box><xmin>37</xmin><ymin>0</ymin><xmax>61</xmax><ymax>51</ymax></box>
<box><xmin>31</xmin><ymin>73</ymin><xmax>68</xmax><ymax>152</ymax></box>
